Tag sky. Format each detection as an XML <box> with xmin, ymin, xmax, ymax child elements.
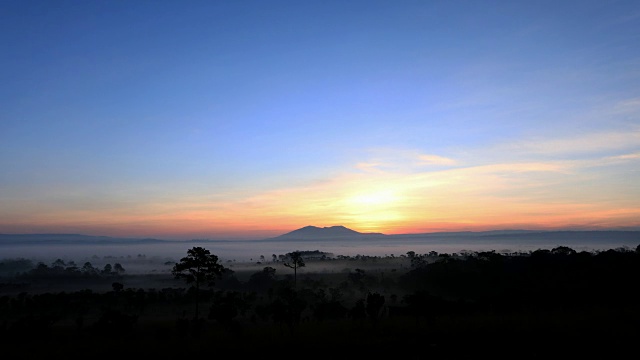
<box><xmin>1</xmin><ymin>0</ymin><xmax>639</xmax><ymax>240</ymax></box>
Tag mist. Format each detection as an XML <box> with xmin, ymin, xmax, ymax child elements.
<box><xmin>2</xmin><ymin>232</ymin><xmax>638</xmax><ymax>276</ymax></box>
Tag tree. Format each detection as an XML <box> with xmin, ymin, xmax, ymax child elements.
<box><xmin>51</xmin><ymin>259</ymin><xmax>66</xmax><ymax>269</ymax></box>
<box><xmin>102</xmin><ymin>263</ymin><xmax>113</xmax><ymax>275</ymax></box>
<box><xmin>248</xmin><ymin>266</ymin><xmax>277</xmax><ymax>291</ymax></box>
<box><xmin>172</xmin><ymin>246</ymin><xmax>227</xmax><ymax>319</ymax></box>
<box><xmin>283</xmin><ymin>251</ymin><xmax>305</xmax><ymax>287</ymax></box>
<box><xmin>112</xmin><ymin>282</ymin><xmax>124</xmax><ymax>292</ymax></box>
<box><xmin>551</xmin><ymin>246</ymin><xmax>577</xmax><ymax>256</ymax></box>
<box><xmin>366</xmin><ymin>292</ymin><xmax>386</xmax><ymax>328</ymax></box>
<box><xmin>113</xmin><ymin>263</ymin><xmax>125</xmax><ymax>275</ymax></box>
<box><xmin>82</xmin><ymin>262</ymin><xmax>97</xmax><ymax>276</ymax></box>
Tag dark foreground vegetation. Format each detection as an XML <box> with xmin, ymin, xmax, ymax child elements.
<box><xmin>2</xmin><ymin>245</ymin><xmax>640</xmax><ymax>358</ymax></box>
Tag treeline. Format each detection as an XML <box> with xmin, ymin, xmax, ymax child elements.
<box><xmin>0</xmin><ymin>258</ymin><xmax>126</xmax><ymax>280</ymax></box>
<box><xmin>401</xmin><ymin>245</ymin><xmax>640</xmax><ymax>310</ymax></box>
<box><xmin>0</xmin><ymin>245</ymin><xmax>639</xmax><ymax>356</ymax></box>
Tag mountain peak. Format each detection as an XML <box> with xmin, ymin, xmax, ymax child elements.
<box><xmin>273</xmin><ymin>225</ymin><xmax>384</xmax><ymax>240</ymax></box>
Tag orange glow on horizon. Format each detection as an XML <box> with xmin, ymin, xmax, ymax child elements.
<box><xmin>2</xmin><ymin>151</ymin><xmax>639</xmax><ymax>239</ymax></box>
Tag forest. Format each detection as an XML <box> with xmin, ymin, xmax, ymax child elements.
<box><xmin>1</xmin><ymin>244</ymin><xmax>639</xmax><ymax>358</ymax></box>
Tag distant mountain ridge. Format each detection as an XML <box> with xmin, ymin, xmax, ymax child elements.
<box><xmin>286</xmin><ymin>225</ymin><xmax>383</xmax><ymax>236</ymax></box>
<box><xmin>1</xmin><ymin>227</ymin><xmax>639</xmax><ymax>245</ymax></box>
<box><xmin>269</xmin><ymin>225</ymin><xmax>385</xmax><ymax>240</ymax></box>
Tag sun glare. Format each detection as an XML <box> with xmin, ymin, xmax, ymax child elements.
<box><xmin>340</xmin><ymin>189</ymin><xmax>408</xmax><ymax>232</ymax></box>
<box><xmin>348</xmin><ymin>189</ymin><xmax>398</xmax><ymax>206</ymax></box>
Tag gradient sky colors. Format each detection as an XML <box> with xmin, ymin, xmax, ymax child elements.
<box><xmin>1</xmin><ymin>0</ymin><xmax>639</xmax><ymax>240</ymax></box>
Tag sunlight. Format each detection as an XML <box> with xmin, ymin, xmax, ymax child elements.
<box><xmin>340</xmin><ymin>188</ymin><xmax>409</xmax><ymax>232</ymax></box>
<box><xmin>348</xmin><ymin>189</ymin><xmax>398</xmax><ymax>206</ymax></box>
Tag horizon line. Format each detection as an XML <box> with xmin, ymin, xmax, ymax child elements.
<box><xmin>2</xmin><ymin>226</ymin><xmax>640</xmax><ymax>242</ymax></box>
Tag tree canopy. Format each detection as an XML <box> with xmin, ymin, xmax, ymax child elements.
<box><xmin>172</xmin><ymin>246</ymin><xmax>227</xmax><ymax>319</ymax></box>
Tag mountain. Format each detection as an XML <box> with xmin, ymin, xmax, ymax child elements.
<box><xmin>2</xmin><ymin>228</ymin><xmax>638</xmax><ymax>246</ymax></box>
<box><xmin>269</xmin><ymin>225</ymin><xmax>385</xmax><ymax>241</ymax></box>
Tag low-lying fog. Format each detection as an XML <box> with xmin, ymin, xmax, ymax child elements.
<box><xmin>2</xmin><ymin>234</ymin><xmax>638</xmax><ymax>276</ymax></box>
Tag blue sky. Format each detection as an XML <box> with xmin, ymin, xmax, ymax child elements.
<box><xmin>1</xmin><ymin>0</ymin><xmax>639</xmax><ymax>239</ymax></box>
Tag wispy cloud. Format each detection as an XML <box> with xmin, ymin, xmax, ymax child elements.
<box><xmin>353</xmin><ymin>148</ymin><xmax>459</xmax><ymax>173</ymax></box>
<box><xmin>608</xmin><ymin>152</ymin><xmax>640</xmax><ymax>161</ymax></box>
<box><xmin>417</xmin><ymin>154</ymin><xmax>457</xmax><ymax>166</ymax></box>
<box><xmin>3</xmin><ymin>128</ymin><xmax>638</xmax><ymax>238</ymax></box>
<box><xmin>496</xmin><ymin>128</ymin><xmax>640</xmax><ymax>157</ymax></box>
<box><xmin>613</xmin><ymin>97</ymin><xmax>640</xmax><ymax>114</ymax></box>
<box><xmin>355</xmin><ymin>161</ymin><xmax>384</xmax><ymax>172</ymax></box>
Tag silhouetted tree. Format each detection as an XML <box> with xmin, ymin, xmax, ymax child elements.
<box><xmin>208</xmin><ymin>290</ymin><xmax>252</xmax><ymax>333</ymax></box>
<box><xmin>172</xmin><ymin>247</ymin><xmax>227</xmax><ymax>319</ymax></box>
<box><xmin>247</xmin><ymin>266</ymin><xmax>277</xmax><ymax>292</ymax></box>
<box><xmin>366</xmin><ymin>292</ymin><xmax>385</xmax><ymax>328</ymax></box>
<box><xmin>113</xmin><ymin>263</ymin><xmax>125</xmax><ymax>275</ymax></box>
<box><xmin>402</xmin><ymin>290</ymin><xmax>438</xmax><ymax>326</ymax></box>
<box><xmin>64</xmin><ymin>263</ymin><xmax>79</xmax><ymax>275</ymax></box>
<box><xmin>112</xmin><ymin>282</ymin><xmax>124</xmax><ymax>292</ymax></box>
<box><xmin>348</xmin><ymin>268</ymin><xmax>366</xmax><ymax>289</ymax></box>
<box><xmin>91</xmin><ymin>307</ymin><xmax>138</xmax><ymax>337</ymax></box>
<box><xmin>51</xmin><ymin>259</ymin><xmax>66</xmax><ymax>269</ymax></box>
<box><xmin>102</xmin><ymin>263</ymin><xmax>113</xmax><ymax>275</ymax></box>
<box><xmin>551</xmin><ymin>246</ymin><xmax>577</xmax><ymax>256</ymax></box>
<box><xmin>283</xmin><ymin>251</ymin><xmax>305</xmax><ymax>288</ymax></box>
<box><xmin>350</xmin><ymin>298</ymin><xmax>367</xmax><ymax>326</ymax></box>
<box><xmin>311</xmin><ymin>288</ymin><xmax>348</xmax><ymax>322</ymax></box>
<box><xmin>0</xmin><ymin>258</ymin><xmax>33</xmax><ymax>276</ymax></box>
<box><xmin>269</xmin><ymin>286</ymin><xmax>307</xmax><ymax>333</ymax></box>
<box><xmin>82</xmin><ymin>262</ymin><xmax>97</xmax><ymax>276</ymax></box>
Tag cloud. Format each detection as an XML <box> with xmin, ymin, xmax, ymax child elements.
<box><xmin>417</xmin><ymin>154</ymin><xmax>457</xmax><ymax>166</ymax></box>
<box><xmin>609</xmin><ymin>152</ymin><xmax>640</xmax><ymax>161</ymax></box>
<box><xmin>4</xmin><ymin>126</ymin><xmax>639</xmax><ymax>238</ymax></box>
<box><xmin>355</xmin><ymin>161</ymin><xmax>384</xmax><ymax>172</ymax></box>
<box><xmin>613</xmin><ymin>97</ymin><xmax>640</xmax><ymax>113</ymax></box>
<box><xmin>575</xmin><ymin>151</ymin><xmax>640</xmax><ymax>168</ymax></box>
<box><xmin>353</xmin><ymin>148</ymin><xmax>459</xmax><ymax>173</ymax></box>
<box><xmin>497</xmin><ymin>128</ymin><xmax>640</xmax><ymax>157</ymax></box>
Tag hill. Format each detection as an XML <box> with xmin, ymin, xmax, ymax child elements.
<box><xmin>269</xmin><ymin>225</ymin><xmax>385</xmax><ymax>240</ymax></box>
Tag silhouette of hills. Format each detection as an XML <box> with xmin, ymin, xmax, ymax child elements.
<box><xmin>267</xmin><ymin>225</ymin><xmax>385</xmax><ymax>241</ymax></box>
<box><xmin>1</xmin><ymin>228</ymin><xmax>639</xmax><ymax>246</ymax></box>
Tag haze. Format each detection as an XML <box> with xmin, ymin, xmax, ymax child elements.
<box><xmin>1</xmin><ymin>0</ymin><xmax>639</xmax><ymax>240</ymax></box>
